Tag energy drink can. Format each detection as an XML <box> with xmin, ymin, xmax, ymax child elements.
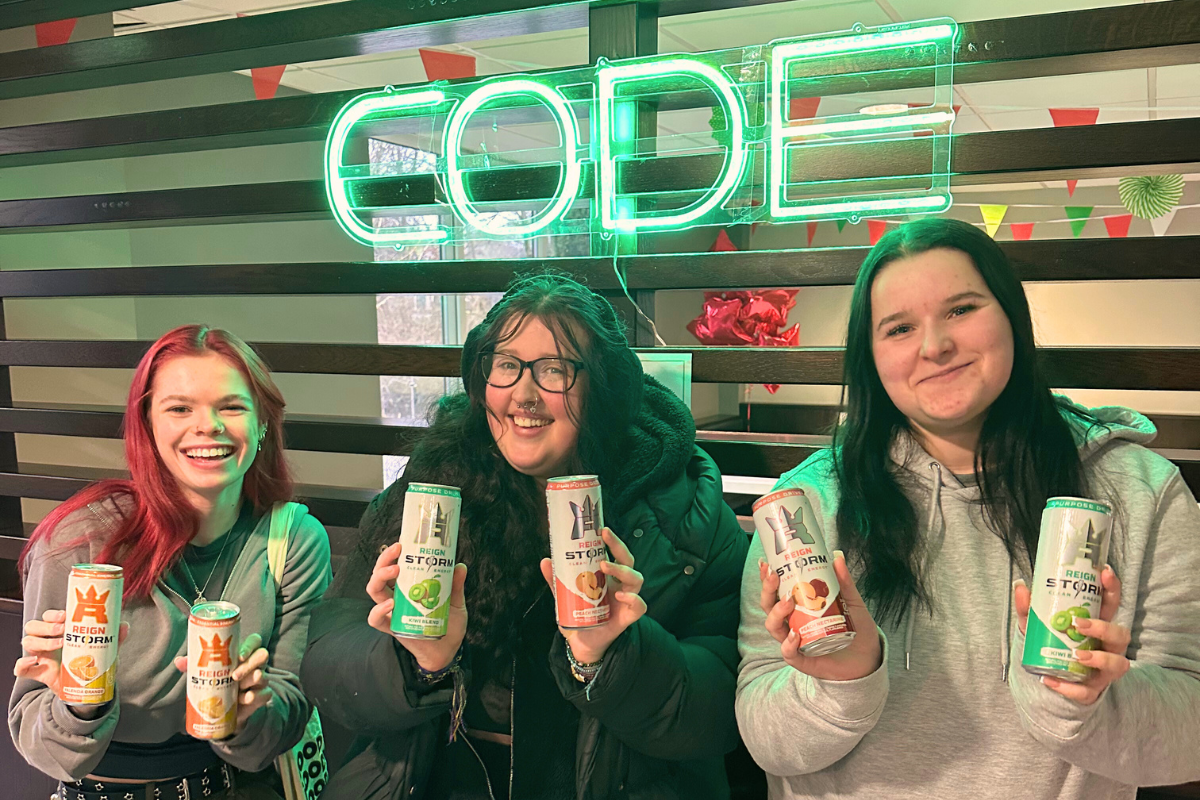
<box><xmin>391</xmin><ymin>483</ymin><xmax>461</xmax><ymax>640</ymax></box>
<box><xmin>60</xmin><ymin>564</ymin><xmax>123</xmax><ymax>705</ymax></box>
<box><xmin>753</xmin><ymin>488</ymin><xmax>855</xmax><ymax>656</ymax></box>
<box><xmin>186</xmin><ymin>601</ymin><xmax>240</xmax><ymax>740</ymax></box>
<box><xmin>547</xmin><ymin>475</ymin><xmax>611</xmax><ymax>629</ymax></box>
<box><xmin>1022</xmin><ymin>497</ymin><xmax>1113</xmax><ymax>682</ymax></box>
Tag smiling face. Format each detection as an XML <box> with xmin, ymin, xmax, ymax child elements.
<box><xmin>484</xmin><ymin>316</ymin><xmax>586</xmax><ymax>482</ymax></box>
<box><xmin>148</xmin><ymin>352</ymin><xmax>263</xmax><ymax>509</ymax></box>
<box><xmin>870</xmin><ymin>247</ymin><xmax>1015</xmax><ymax>441</ymax></box>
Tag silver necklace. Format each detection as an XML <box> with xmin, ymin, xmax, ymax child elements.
<box><xmin>178</xmin><ymin>521</ymin><xmax>237</xmax><ymax>605</ymax></box>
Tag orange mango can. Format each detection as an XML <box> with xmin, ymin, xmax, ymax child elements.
<box><xmin>60</xmin><ymin>564</ymin><xmax>123</xmax><ymax>705</ymax></box>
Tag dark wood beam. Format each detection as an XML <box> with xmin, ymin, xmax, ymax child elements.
<box><xmin>1</xmin><ymin>1</ymin><xmax>1196</xmax><ymax>102</ymax></box>
<box><xmin>1</xmin><ymin>236</ymin><xmax>1197</xmax><ymax>297</ymax></box>
<box><xmin>0</xmin><ymin>0</ymin><xmax>172</xmax><ymax>30</ymax></box>
<box><xmin>0</xmin><ymin>341</ymin><xmax>1196</xmax><ymax>390</ymax></box>
<box><xmin>2</xmin><ymin>118</ymin><xmax>1197</xmax><ymax>231</ymax></box>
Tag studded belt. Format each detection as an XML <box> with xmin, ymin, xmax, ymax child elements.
<box><xmin>55</xmin><ymin>762</ymin><xmax>236</xmax><ymax>800</ymax></box>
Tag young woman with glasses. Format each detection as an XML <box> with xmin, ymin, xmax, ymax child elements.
<box><xmin>304</xmin><ymin>273</ymin><xmax>750</xmax><ymax>800</ymax></box>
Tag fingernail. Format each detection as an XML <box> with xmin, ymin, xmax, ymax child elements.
<box><xmin>832</xmin><ymin>549</ymin><xmax>845</xmax><ymax>561</ymax></box>
<box><xmin>787</xmin><ymin>630</ymin><xmax>797</xmax><ymax>641</ymax></box>
<box><xmin>1011</xmin><ymin>579</ymin><xmax>1025</xmax><ymax>591</ymax></box>
<box><xmin>1072</xmin><ymin>616</ymin><xmax>1091</xmax><ymax>629</ymax></box>
<box><xmin>1075</xmin><ymin>650</ymin><xmax>1093</xmax><ymax>661</ymax></box>
<box><xmin>1039</xmin><ymin>676</ymin><xmax>1047</xmax><ymax>685</ymax></box>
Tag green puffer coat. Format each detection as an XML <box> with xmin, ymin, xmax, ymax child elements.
<box><xmin>303</xmin><ymin>377</ymin><xmax>749</xmax><ymax>800</ymax></box>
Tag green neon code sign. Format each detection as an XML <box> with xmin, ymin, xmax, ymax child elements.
<box><xmin>325</xmin><ymin>19</ymin><xmax>957</xmax><ymax>248</ymax></box>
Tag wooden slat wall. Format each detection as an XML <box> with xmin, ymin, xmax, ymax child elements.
<box><xmin>1</xmin><ymin>1</ymin><xmax>1198</xmax><ymax>796</ymax></box>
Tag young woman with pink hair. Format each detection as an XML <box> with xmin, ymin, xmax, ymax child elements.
<box><xmin>9</xmin><ymin>325</ymin><xmax>331</xmax><ymax>800</ymax></box>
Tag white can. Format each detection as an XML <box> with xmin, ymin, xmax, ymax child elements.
<box><xmin>753</xmin><ymin>488</ymin><xmax>855</xmax><ymax>656</ymax></box>
<box><xmin>60</xmin><ymin>564</ymin><xmax>123</xmax><ymax>705</ymax></box>
<box><xmin>391</xmin><ymin>483</ymin><xmax>461</xmax><ymax>640</ymax></box>
<box><xmin>546</xmin><ymin>475</ymin><xmax>611</xmax><ymax>629</ymax></box>
<box><xmin>186</xmin><ymin>601</ymin><xmax>240</xmax><ymax>740</ymax></box>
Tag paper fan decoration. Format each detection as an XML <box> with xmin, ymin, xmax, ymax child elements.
<box><xmin>1118</xmin><ymin>175</ymin><xmax>1184</xmax><ymax>220</ymax></box>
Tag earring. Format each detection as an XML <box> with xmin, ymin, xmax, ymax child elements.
<box><xmin>258</xmin><ymin>425</ymin><xmax>267</xmax><ymax>453</ymax></box>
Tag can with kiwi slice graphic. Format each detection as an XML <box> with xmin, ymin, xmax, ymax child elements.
<box><xmin>1022</xmin><ymin>497</ymin><xmax>1112</xmax><ymax>682</ymax></box>
<box><xmin>392</xmin><ymin>483</ymin><xmax>461</xmax><ymax>640</ymax></box>
<box><xmin>61</xmin><ymin>564</ymin><xmax>123</xmax><ymax>705</ymax></box>
<box><xmin>186</xmin><ymin>601</ymin><xmax>240</xmax><ymax>740</ymax></box>
<box><xmin>547</xmin><ymin>476</ymin><xmax>611</xmax><ymax>629</ymax></box>
<box><xmin>753</xmin><ymin>488</ymin><xmax>855</xmax><ymax>656</ymax></box>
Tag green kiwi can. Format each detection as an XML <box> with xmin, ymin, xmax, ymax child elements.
<box><xmin>391</xmin><ymin>483</ymin><xmax>460</xmax><ymax>640</ymax></box>
<box><xmin>1021</xmin><ymin>497</ymin><xmax>1112</xmax><ymax>682</ymax></box>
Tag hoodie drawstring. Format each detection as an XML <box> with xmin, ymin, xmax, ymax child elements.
<box><xmin>907</xmin><ymin>462</ymin><xmax>944</xmax><ymax>671</ymax></box>
<box><xmin>1001</xmin><ymin>559</ymin><xmax>1014</xmax><ymax>682</ymax></box>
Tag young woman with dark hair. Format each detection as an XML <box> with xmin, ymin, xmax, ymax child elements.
<box><xmin>737</xmin><ymin>218</ymin><xmax>1200</xmax><ymax>799</ymax></box>
<box><xmin>10</xmin><ymin>325</ymin><xmax>331</xmax><ymax>800</ymax></box>
<box><xmin>304</xmin><ymin>273</ymin><xmax>749</xmax><ymax>800</ymax></box>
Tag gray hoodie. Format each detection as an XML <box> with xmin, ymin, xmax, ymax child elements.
<box><xmin>736</xmin><ymin>403</ymin><xmax>1200</xmax><ymax>799</ymax></box>
<box><xmin>8</xmin><ymin>497</ymin><xmax>332</xmax><ymax>782</ymax></box>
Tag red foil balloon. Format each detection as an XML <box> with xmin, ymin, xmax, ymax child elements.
<box><xmin>686</xmin><ymin>289</ymin><xmax>801</xmax><ymax>392</ymax></box>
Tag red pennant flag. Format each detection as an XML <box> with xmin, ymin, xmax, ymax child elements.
<box><xmin>1066</xmin><ymin>180</ymin><xmax>1079</xmax><ymax>197</ymax></box>
<box><xmin>35</xmin><ymin>18</ymin><xmax>77</xmax><ymax>47</ymax></box>
<box><xmin>1103</xmin><ymin>214</ymin><xmax>1133</xmax><ymax>238</ymax></box>
<box><xmin>789</xmin><ymin>97</ymin><xmax>821</xmax><ymax>120</ymax></box>
<box><xmin>806</xmin><ymin>221</ymin><xmax>818</xmax><ymax>247</ymax></box>
<box><xmin>250</xmin><ymin>65</ymin><xmax>287</xmax><ymax>100</ymax></box>
<box><xmin>1049</xmin><ymin>108</ymin><xmax>1099</xmax><ymax>127</ymax></box>
<box><xmin>1010</xmin><ymin>222</ymin><xmax>1035</xmax><ymax>241</ymax></box>
<box><xmin>867</xmin><ymin>219</ymin><xmax>889</xmax><ymax>245</ymax></box>
<box><xmin>419</xmin><ymin>49</ymin><xmax>477</xmax><ymax>81</ymax></box>
<box><xmin>709</xmin><ymin>229</ymin><xmax>738</xmax><ymax>252</ymax></box>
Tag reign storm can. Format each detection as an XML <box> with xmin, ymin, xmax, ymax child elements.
<box><xmin>391</xmin><ymin>483</ymin><xmax>461</xmax><ymax>640</ymax></box>
<box><xmin>60</xmin><ymin>564</ymin><xmax>123</xmax><ymax>705</ymax></box>
<box><xmin>1022</xmin><ymin>497</ymin><xmax>1113</xmax><ymax>682</ymax></box>
<box><xmin>547</xmin><ymin>475</ymin><xmax>611</xmax><ymax>629</ymax></box>
<box><xmin>186</xmin><ymin>601</ymin><xmax>240</xmax><ymax>740</ymax></box>
<box><xmin>753</xmin><ymin>488</ymin><xmax>855</xmax><ymax>656</ymax></box>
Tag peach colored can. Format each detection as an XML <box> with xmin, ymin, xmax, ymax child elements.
<box><xmin>753</xmin><ymin>488</ymin><xmax>855</xmax><ymax>656</ymax></box>
<box><xmin>546</xmin><ymin>476</ymin><xmax>611</xmax><ymax>629</ymax></box>
<box><xmin>60</xmin><ymin>564</ymin><xmax>123</xmax><ymax>706</ymax></box>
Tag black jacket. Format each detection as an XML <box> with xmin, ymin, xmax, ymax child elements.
<box><xmin>303</xmin><ymin>378</ymin><xmax>749</xmax><ymax>800</ymax></box>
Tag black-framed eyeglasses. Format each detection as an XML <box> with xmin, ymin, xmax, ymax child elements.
<box><xmin>481</xmin><ymin>353</ymin><xmax>584</xmax><ymax>393</ymax></box>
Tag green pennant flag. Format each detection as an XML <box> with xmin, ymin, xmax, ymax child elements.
<box><xmin>836</xmin><ymin>219</ymin><xmax>847</xmax><ymax>233</ymax></box>
<box><xmin>1065</xmin><ymin>206</ymin><xmax>1093</xmax><ymax>237</ymax></box>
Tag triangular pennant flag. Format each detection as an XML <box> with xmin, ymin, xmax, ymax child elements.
<box><xmin>1150</xmin><ymin>208</ymin><xmax>1177</xmax><ymax>237</ymax></box>
<box><xmin>1066</xmin><ymin>180</ymin><xmax>1078</xmax><ymax>197</ymax></box>
<box><xmin>1065</xmin><ymin>206</ymin><xmax>1093</xmax><ymax>237</ymax></box>
<box><xmin>710</xmin><ymin>229</ymin><xmax>738</xmax><ymax>252</ymax></box>
<box><xmin>980</xmin><ymin>204</ymin><xmax>1008</xmax><ymax>238</ymax></box>
<box><xmin>419</xmin><ymin>48</ymin><xmax>476</xmax><ymax>81</ymax></box>
<box><xmin>1103</xmin><ymin>214</ymin><xmax>1133</xmax><ymax>238</ymax></box>
<box><xmin>1049</xmin><ymin>108</ymin><xmax>1099</xmax><ymax>127</ymax></box>
<box><xmin>789</xmin><ymin>97</ymin><xmax>821</xmax><ymax>120</ymax></box>
<box><xmin>1010</xmin><ymin>222</ymin><xmax>1035</xmax><ymax>241</ymax></box>
<box><xmin>867</xmin><ymin>219</ymin><xmax>889</xmax><ymax>245</ymax></box>
<box><xmin>35</xmin><ymin>18</ymin><xmax>77</xmax><ymax>47</ymax></box>
<box><xmin>250</xmin><ymin>65</ymin><xmax>287</xmax><ymax>100</ymax></box>
<box><xmin>806</xmin><ymin>221</ymin><xmax>818</xmax><ymax>247</ymax></box>
<box><xmin>836</xmin><ymin>219</ymin><xmax>847</xmax><ymax>233</ymax></box>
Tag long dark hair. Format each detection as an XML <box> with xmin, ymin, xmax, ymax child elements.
<box><xmin>835</xmin><ymin>218</ymin><xmax>1095</xmax><ymax>626</ymax></box>
<box><xmin>403</xmin><ymin>273</ymin><xmax>644</xmax><ymax>656</ymax></box>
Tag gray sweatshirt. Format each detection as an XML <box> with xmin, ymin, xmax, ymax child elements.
<box><xmin>736</xmin><ymin>403</ymin><xmax>1200</xmax><ymax>799</ymax></box>
<box><xmin>8</xmin><ymin>496</ymin><xmax>332</xmax><ymax>782</ymax></box>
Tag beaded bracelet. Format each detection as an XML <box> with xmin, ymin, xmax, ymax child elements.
<box><xmin>414</xmin><ymin>647</ymin><xmax>463</xmax><ymax>685</ymax></box>
<box><xmin>564</xmin><ymin>640</ymin><xmax>604</xmax><ymax>683</ymax></box>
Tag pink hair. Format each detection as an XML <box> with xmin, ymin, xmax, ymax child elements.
<box><xmin>21</xmin><ymin>325</ymin><xmax>294</xmax><ymax>598</ymax></box>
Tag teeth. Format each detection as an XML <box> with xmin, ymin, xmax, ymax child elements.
<box><xmin>513</xmin><ymin>417</ymin><xmax>551</xmax><ymax>428</ymax></box>
<box><xmin>186</xmin><ymin>447</ymin><xmax>234</xmax><ymax>458</ymax></box>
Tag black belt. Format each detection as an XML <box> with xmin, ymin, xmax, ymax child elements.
<box><xmin>56</xmin><ymin>762</ymin><xmax>236</xmax><ymax>800</ymax></box>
